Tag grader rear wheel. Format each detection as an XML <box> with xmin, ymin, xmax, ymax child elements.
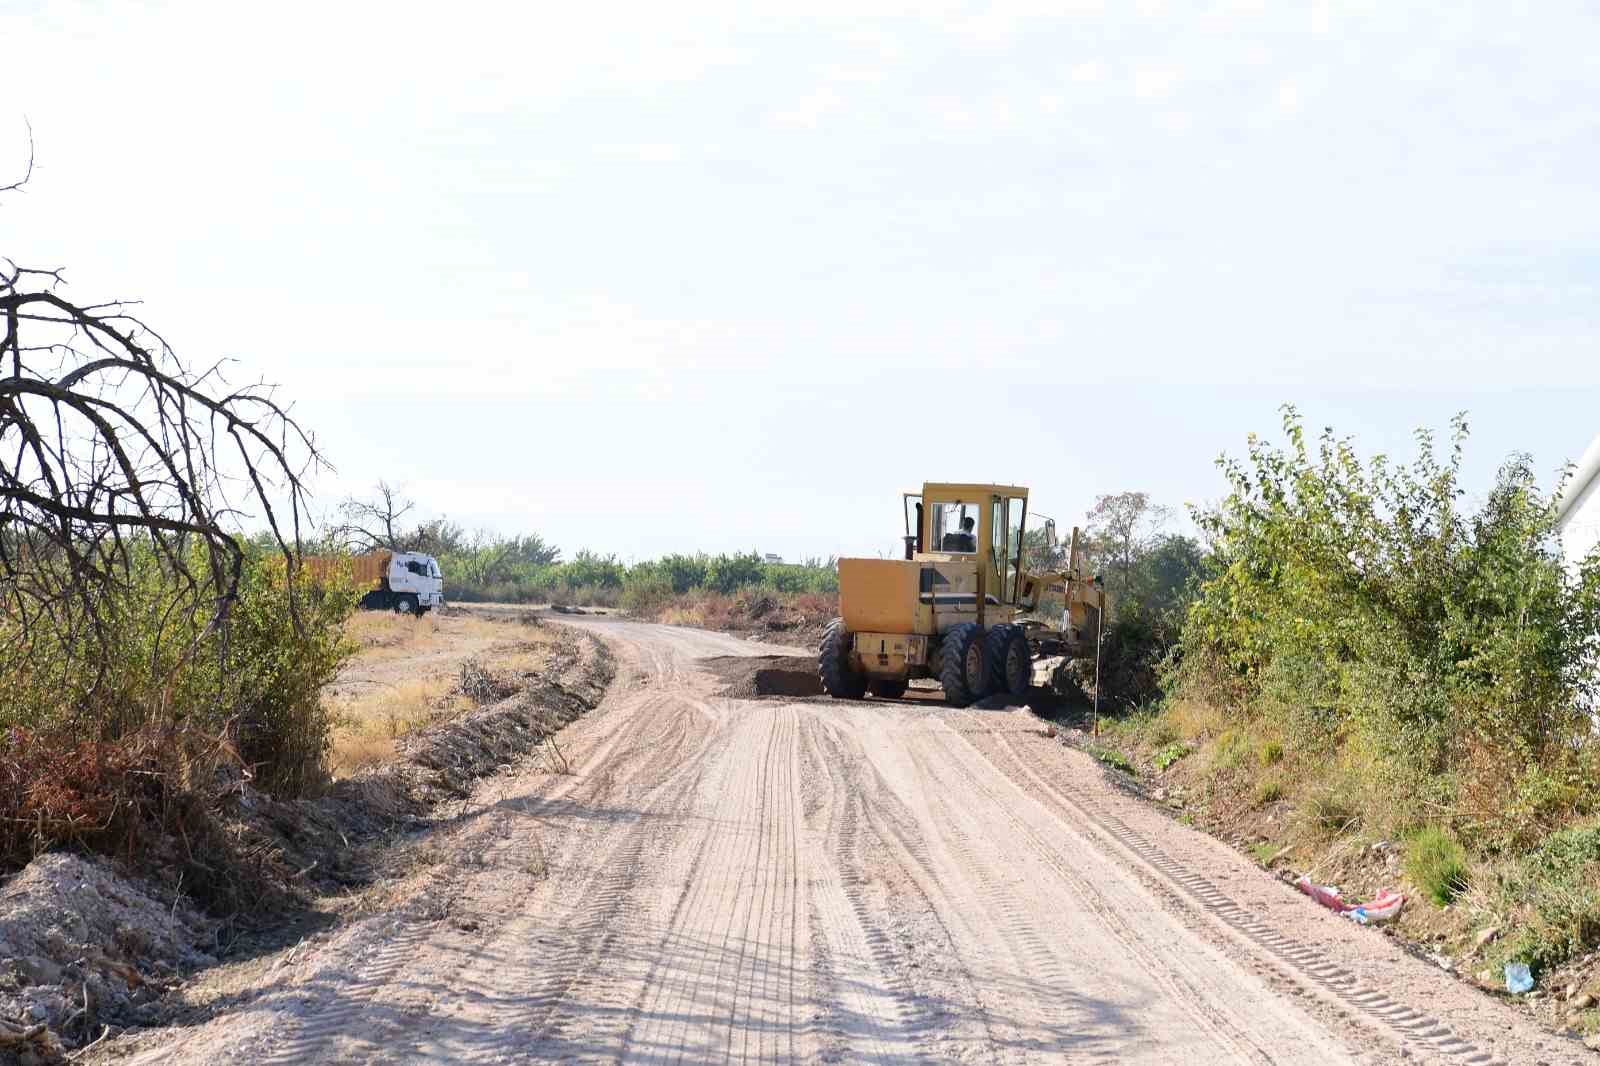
<box><xmin>819</xmin><ymin>619</ymin><xmax>867</xmax><ymax>699</ymax></box>
<box><xmin>939</xmin><ymin>622</ymin><xmax>985</xmax><ymax>706</ymax></box>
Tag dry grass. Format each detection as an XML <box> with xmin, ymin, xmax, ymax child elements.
<box><xmin>325</xmin><ymin>609</ymin><xmax>563</xmax><ymax>778</ymax></box>
<box><xmin>327</xmin><ymin>676</ymin><xmax>464</xmax><ymax>777</ymax></box>
<box><xmin>344</xmin><ymin>611</ymin><xmax>519</xmax><ymax>660</ymax></box>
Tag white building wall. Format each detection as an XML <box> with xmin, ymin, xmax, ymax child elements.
<box><xmin>1556</xmin><ymin>433</ymin><xmax>1600</xmax><ymax>725</ymax></box>
<box><xmin>1559</xmin><ymin>433</ymin><xmax>1600</xmax><ymax>575</ymax></box>
<box><xmin>1564</xmin><ymin>473</ymin><xmax>1600</xmax><ymax>574</ymax></box>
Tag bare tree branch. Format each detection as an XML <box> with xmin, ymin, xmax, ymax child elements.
<box><xmin>1</xmin><ymin>156</ymin><xmax>325</xmax><ymax>694</ymax></box>
<box><xmin>331</xmin><ymin>480</ymin><xmax>416</xmax><ymax>552</ymax></box>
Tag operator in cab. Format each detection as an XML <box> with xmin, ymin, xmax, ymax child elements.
<box><xmin>942</xmin><ymin>515</ymin><xmax>977</xmax><ymax>553</ymax></box>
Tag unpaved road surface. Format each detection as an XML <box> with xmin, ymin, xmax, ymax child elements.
<box><xmin>115</xmin><ymin>620</ymin><xmax>1585</xmax><ymax>1065</ymax></box>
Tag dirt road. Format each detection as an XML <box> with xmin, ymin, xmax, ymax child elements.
<box><xmin>118</xmin><ymin>619</ymin><xmax>1583</xmax><ymax>1065</ymax></box>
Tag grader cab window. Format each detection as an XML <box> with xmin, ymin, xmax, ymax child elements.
<box><xmin>932</xmin><ymin>502</ymin><xmax>978</xmax><ymax>553</ymax></box>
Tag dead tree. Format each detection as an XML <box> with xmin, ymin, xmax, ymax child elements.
<box><xmin>1</xmin><ymin>157</ymin><xmax>321</xmax><ymax>692</ymax></box>
<box><xmin>333</xmin><ymin>480</ymin><xmax>415</xmax><ymax>551</ymax></box>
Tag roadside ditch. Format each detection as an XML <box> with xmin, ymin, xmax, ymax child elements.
<box><xmin>0</xmin><ymin>619</ymin><xmax>614</xmax><ymax>1065</ymax></box>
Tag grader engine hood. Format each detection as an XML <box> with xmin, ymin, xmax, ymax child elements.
<box><xmin>839</xmin><ymin>559</ymin><xmax>924</xmax><ymax>634</ymax></box>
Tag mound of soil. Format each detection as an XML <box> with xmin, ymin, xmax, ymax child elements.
<box><xmin>0</xmin><ymin>853</ymin><xmax>214</xmax><ymax>1062</ymax></box>
<box><xmin>700</xmin><ymin>656</ymin><xmax>824</xmax><ymax>699</ymax></box>
<box><xmin>397</xmin><ymin>631</ymin><xmax>615</xmax><ymax>798</ymax></box>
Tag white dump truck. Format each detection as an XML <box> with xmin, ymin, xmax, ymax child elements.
<box><xmin>305</xmin><ymin>549</ymin><xmax>444</xmax><ymax>614</ymax></box>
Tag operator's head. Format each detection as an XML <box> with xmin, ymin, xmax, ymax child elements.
<box><xmin>960</xmin><ymin>516</ymin><xmax>975</xmax><ymax>532</ymax></box>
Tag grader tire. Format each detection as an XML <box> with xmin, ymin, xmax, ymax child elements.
<box><xmin>869</xmin><ymin>679</ymin><xmax>908</xmax><ymax>700</ymax></box>
<box><xmin>985</xmin><ymin>623</ymin><xmax>1031</xmax><ymax>701</ymax></box>
<box><xmin>940</xmin><ymin>622</ymin><xmax>985</xmax><ymax>706</ymax></box>
<box><xmin>819</xmin><ymin>619</ymin><xmax>867</xmax><ymax>699</ymax></box>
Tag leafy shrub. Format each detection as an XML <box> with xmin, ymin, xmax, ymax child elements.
<box><xmin>1180</xmin><ymin>407</ymin><xmax>1600</xmax><ymax>838</ymax></box>
<box><xmin>1153</xmin><ymin>742</ymin><xmax>1192</xmax><ymax>771</ymax></box>
<box><xmin>1406</xmin><ymin>826</ymin><xmax>1470</xmax><ymax>906</ymax></box>
<box><xmin>1258</xmin><ymin>739</ymin><xmax>1284</xmax><ymax>767</ymax></box>
<box><xmin>621</xmin><ymin>570</ymin><xmax>674</xmax><ymax>615</ymax></box>
<box><xmin>1087</xmin><ymin>746</ymin><xmax>1135</xmax><ymax>774</ymax></box>
<box><xmin>1500</xmin><ymin>820</ymin><xmax>1600</xmax><ymax>971</ymax></box>
<box><xmin>2</xmin><ymin>546</ymin><xmax>353</xmax><ymax>796</ymax></box>
<box><xmin>1092</xmin><ymin>616</ymin><xmax>1167</xmax><ymax>709</ymax></box>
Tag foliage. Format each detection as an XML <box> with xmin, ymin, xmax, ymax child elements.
<box><xmin>1084</xmin><ymin>491</ymin><xmax>1172</xmax><ymax>603</ymax></box>
<box><xmin>1405</xmin><ymin>826</ymin><xmax>1470</xmax><ymax>907</ymax></box>
<box><xmin>438</xmin><ymin>535</ymin><xmax>839</xmax><ymax>607</ymax></box>
<box><xmin>1179</xmin><ymin>407</ymin><xmax>1600</xmax><ymax>848</ymax></box>
<box><xmin>1</xmin><ymin>543</ymin><xmax>356</xmax><ymax>796</ymax></box>
<box><xmin>1153</xmin><ymin>742</ymin><xmax>1192</xmax><ymax>771</ymax></box>
<box><xmin>1500</xmin><ymin>819</ymin><xmax>1600</xmax><ymax>971</ymax></box>
<box><xmin>1086</xmin><ymin>745</ymin><xmax>1136</xmax><ymax>774</ymax></box>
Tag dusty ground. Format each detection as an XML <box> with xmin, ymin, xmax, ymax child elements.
<box><xmin>85</xmin><ymin>618</ymin><xmax>1591</xmax><ymax>1065</ymax></box>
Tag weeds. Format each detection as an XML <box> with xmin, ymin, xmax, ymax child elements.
<box><xmin>1153</xmin><ymin>742</ymin><xmax>1192</xmax><ymax>771</ymax></box>
<box><xmin>1254</xmin><ymin>779</ymin><xmax>1285</xmax><ymax>804</ymax></box>
<box><xmin>1302</xmin><ymin>791</ymin><xmax>1361</xmax><ymax>835</ymax></box>
<box><xmin>1086</xmin><ymin>746</ymin><xmax>1136</xmax><ymax>775</ymax></box>
<box><xmin>1406</xmin><ymin>826</ymin><xmax>1470</xmax><ymax>906</ymax></box>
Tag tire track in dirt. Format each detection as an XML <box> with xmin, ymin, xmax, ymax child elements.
<box><xmin>795</xmin><ymin>714</ymin><xmax>920</xmax><ymax>1064</ymax></box>
<box><xmin>980</xmin><ymin>727</ymin><xmax>1511</xmax><ymax>1066</ymax></box>
<box><xmin>407</xmin><ymin>696</ymin><xmax>730</xmax><ymax>1062</ymax></box>
<box><xmin>261</xmin><ymin>646</ymin><xmax>719</xmax><ymax>1064</ymax></box>
<box><xmin>626</xmin><ymin>711</ymin><xmax>772</xmax><ymax>1062</ymax></box>
<box><xmin>911</xmin><ymin>723</ymin><xmax>1287</xmax><ymax>1064</ymax></box>
<box><xmin>806</xmin><ymin>713</ymin><xmax>992</xmax><ymax>1061</ymax></box>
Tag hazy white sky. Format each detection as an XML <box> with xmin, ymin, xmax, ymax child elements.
<box><xmin>5</xmin><ymin>1</ymin><xmax>1599</xmax><ymax>561</ymax></box>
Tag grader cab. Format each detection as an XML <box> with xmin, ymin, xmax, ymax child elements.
<box><xmin>819</xmin><ymin>482</ymin><xmax>1104</xmax><ymax>706</ymax></box>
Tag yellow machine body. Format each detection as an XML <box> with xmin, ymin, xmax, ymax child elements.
<box><xmin>833</xmin><ymin>482</ymin><xmax>1103</xmax><ymax>685</ymax></box>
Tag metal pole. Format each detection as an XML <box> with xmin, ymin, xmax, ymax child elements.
<box><xmin>1092</xmin><ymin>604</ymin><xmax>1104</xmax><ymax>739</ymax></box>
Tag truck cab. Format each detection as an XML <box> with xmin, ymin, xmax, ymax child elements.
<box><xmin>358</xmin><ymin>551</ymin><xmax>444</xmax><ymax>614</ymax></box>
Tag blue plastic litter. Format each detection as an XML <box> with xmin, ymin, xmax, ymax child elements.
<box><xmin>1504</xmin><ymin>962</ymin><xmax>1534</xmax><ymax>994</ymax></box>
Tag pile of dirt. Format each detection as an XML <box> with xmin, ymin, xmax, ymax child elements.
<box><xmin>398</xmin><ymin>630</ymin><xmax>615</xmax><ymax>798</ymax></box>
<box><xmin>223</xmin><ymin>628</ymin><xmax>617</xmax><ymax>900</ymax></box>
<box><xmin>700</xmin><ymin>656</ymin><xmax>824</xmax><ymax>699</ymax></box>
<box><xmin>0</xmin><ymin>854</ymin><xmax>215</xmax><ymax>1063</ymax></box>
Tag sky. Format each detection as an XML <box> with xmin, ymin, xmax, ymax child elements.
<box><xmin>4</xmin><ymin>1</ymin><xmax>1599</xmax><ymax>562</ymax></box>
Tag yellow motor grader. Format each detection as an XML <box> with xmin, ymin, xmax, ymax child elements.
<box><xmin>819</xmin><ymin>482</ymin><xmax>1104</xmax><ymax>706</ymax></box>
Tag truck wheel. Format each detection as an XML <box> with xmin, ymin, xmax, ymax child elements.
<box><xmin>819</xmin><ymin>619</ymin><xmax>867</xmax><ymax>699</ymax></box>
<box><xmin>985</xmin><ymin>624</ymin><xmax>1031</xmax><ymax>701</ymax></box>
<box><xmin>394</xmin><ymin>594</ymin><xmax>419</xmax><ymax>616</ymax></box>
<box><xmin>869</xmin><ymin>680</ymin><xmax>908</xmax><ymax>700</ymax></box>
<box><xmin>940</xmin><ymin>622</ymin><xmax>984</xmax><ymax>706</ymax></box>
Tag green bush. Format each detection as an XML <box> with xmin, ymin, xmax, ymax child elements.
<box><xmin>1153</xmin><ymin>742</ymin><xmax>1192</xmax><ymax>771</ymax></box>
<box><xmin>621</xmin><ymin>570</ymin><xmax>674</xmax><ymax>615</ymax></box>
<box><xmin>1087</xmin><ymin>745</ymin><xmax>1136</xmax><ymax>774</ymax></box>
<box><xmin>1</xmin><ymin>544</ymin><xmax>356</xmax><ymax>797</ymax></box>
<box><xmin>1180</xmin><ymin>408</ymin><xmax>1600</xmax><ymax>840</ymax></box>
<box><xmin>1406</xmin><ymin>826</ymin><xmax>1470</xmax><ymax>907</ymax></box>
<box><xmin>1501</xmin><ymin>819</ymin><xmax>1600</xmax><ymax>971</ymax></box>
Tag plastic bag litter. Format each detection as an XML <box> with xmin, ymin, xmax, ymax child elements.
<box><xmin>1347</xmin><ymin>889</ymin><xmax>1405</xmax><ymax>924</ymax></box>
<box><xmin>1294</xmin><ymin>876</ymin><xmax>1405</xmax><ymax>923</ymax></box>
<box><xmin>1505</xmin><ymin>963</ymin><xmax>1534</xmax><ymax>994</ymax></box>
